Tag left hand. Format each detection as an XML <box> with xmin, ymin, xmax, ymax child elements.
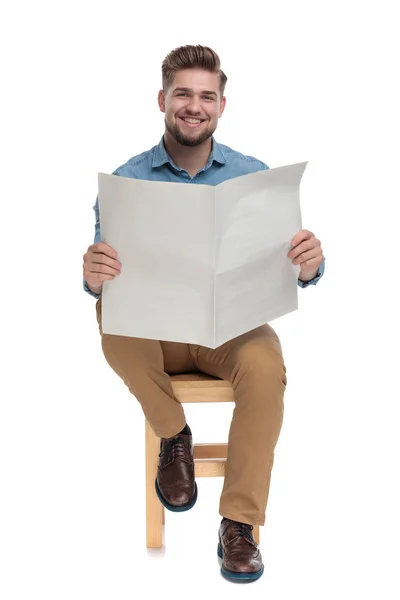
<box><xmin>288</xmin><ymin>229</ymin><xmax>324</xmax><ymax>280</ymax></box>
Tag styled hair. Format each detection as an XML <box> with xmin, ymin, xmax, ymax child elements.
<box><xmin>162</xmin><ymin>45</ymin><xmax>227</xmax><ymax>95</ymax></box>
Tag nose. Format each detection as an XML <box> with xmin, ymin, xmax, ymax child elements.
<box><xmin>185</xmin><ymin>95</ymin><xmax>202</xmax><ymax>114</ymax></box>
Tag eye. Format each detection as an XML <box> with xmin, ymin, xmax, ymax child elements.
<box><xmin>203</xmin><ymin>95</ymin><xmax>214</xmax><ymax>101</ymax></box>
<box><xmin>177</xmin><ymin>92</ymin><xmax>189</xmax><ymax>97</ymax></box>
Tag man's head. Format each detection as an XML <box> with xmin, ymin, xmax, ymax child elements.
<box><xmin>158</xmin><ymin>45</ymin><xmax>227</xmax><ymax>147</ymax></box>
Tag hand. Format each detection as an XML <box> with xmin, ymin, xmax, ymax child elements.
<box><xmin>288</xmin><ymin>229</ymin><xmax>323</xmax><ymax>281</ymax></box>
<box><xmin>83</xmin><ymin>242</ymin><xmax>121</xmax><ymax>294</ymax></box>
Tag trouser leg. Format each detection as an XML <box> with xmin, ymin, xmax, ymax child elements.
<box><xmin>192</xmin><ymin>324</ymin><xmax>287</xmax><ymax>526</ymax></box>
<box><xmin>95</xmin><ymin>295</ymin><xmax>196</xmax><ymax>438</ymax></box>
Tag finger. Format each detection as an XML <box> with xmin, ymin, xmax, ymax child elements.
<box><xmin>298</xmin><ymin>257</ymin><xmax>321</xmax><ymax>271</ymax></box>
<box><xmin>288</xmin><ymin>237</ymin><xmax>318</xmax><ymax>258</ymax></box>
<box><xmin>83</xmin><ymin>250</ymin><xmax>121</xmax><ymax>271</ymax></box>
<box><xmin>88</xmin><ymin>242</ymin><xmax>118</xmax><ymax>259</ymax></box>
<box><xmin>91</xmin><ymin>254</ymin><xmax>121</xmax><ymax>271</ymax></box>
<box><xmin>85</xmin><ymin>262</ymin><xmax>121</xmax><ymax>277</ymax></box>
<box><xmin>292</xmin><ymin>248</ymin><xmax>321</xmax><ymax>265</ymax></box>
<box><xmin>290</xmin><ymin>229</ymin><xmax>313</xmax><ymax>248</ymax></box>
<box><xmin>86</xmin><ymin>273</ymin><xmax>116</xmax><ymax>285</ymax></box>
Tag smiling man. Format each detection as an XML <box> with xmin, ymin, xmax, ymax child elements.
<box><xmin>82</xmin><ymin>45</ymin><xmax>326</xmax><ymax>582</ymax></box>
<box><xmin>161</xmin><ymin>69</ymin><xmax>225</xmax><ymax>154</ymax></box>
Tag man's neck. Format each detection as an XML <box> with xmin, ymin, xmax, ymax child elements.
<box><xmin>163</xmin><ymin>131</ymin><xmax>213</xmax><ymax>178</ymax></box>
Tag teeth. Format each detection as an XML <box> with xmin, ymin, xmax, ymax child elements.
<box><xmin>183</xmin><ymin>118</ymin><xmax>202</xmax><ymax>124</ymax></box>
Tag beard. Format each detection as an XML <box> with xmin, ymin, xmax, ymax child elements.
<box><xmin>165</xmin><ymin>116</ymin><xmax>216</xmax><ymax>147</ymax></box>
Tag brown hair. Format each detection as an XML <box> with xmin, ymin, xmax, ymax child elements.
<box><xmin>162</xmin><ymin>45</ymin><xmax>227</xmax><ymax>95</ymax></box>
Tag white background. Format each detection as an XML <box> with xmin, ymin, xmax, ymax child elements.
<box><xmin>1</xmin><ymin>0</ymin><xmax>399</xmax><ymax>598</ymax></box>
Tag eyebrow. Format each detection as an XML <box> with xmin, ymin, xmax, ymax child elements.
<box><xmin>173</xmin><ymin>87</ymin><xmax>218</xmax><ymax>97</ymax></box>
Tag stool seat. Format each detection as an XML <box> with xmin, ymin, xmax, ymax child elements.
<box><xmin>170</xmin><ymin>372</ymin><xmax>234</xmax><ymax>403</ymax></box>
<box><xmin>145</xmin><ymin>373</ymin><xmax>260</xmax><ymax>548</ymax></box>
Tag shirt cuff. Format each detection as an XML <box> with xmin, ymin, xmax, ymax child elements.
<box><xmin>297</xmin><ymin>256</ymin><xmax>326</xmax><ymax>288</ymax></box>
<box><xmin>83</xmin><ymin>277</ymin><xmax>101</xmax><ymax>299</ymax></box>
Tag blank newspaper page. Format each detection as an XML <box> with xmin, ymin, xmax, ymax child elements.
<box><xmin>98</xmin><ymin>174</ymin><xmax>216</xmax><ymax>346</ymax></box>
<box><xmin>214</xmin><ymin>163</ymin><xmax>305</xmax><ymax>348</ymax></box>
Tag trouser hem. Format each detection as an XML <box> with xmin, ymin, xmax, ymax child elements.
<box><xmin>219</xmin><ymin>510</ymin><xmax>265</xmax><ymax>527</ymax></box>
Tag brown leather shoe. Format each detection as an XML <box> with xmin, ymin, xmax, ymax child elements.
<box><xmin>218</xmin><ymin>518</ymin><xmax>264</xmax><ymax>581</ymax></box>
<box><xmin>155</xmin><ymin>426</ymin><xmax>197</xmax><ymax>512</ymax></box>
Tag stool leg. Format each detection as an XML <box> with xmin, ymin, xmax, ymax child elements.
<box><xmin>253</xmin><ymin>525</ymin><xmax>260</xmax><ymax>545</ymax></box>
<box><xmin>162</xmin><ymin>505</ymin><xmax>165</xmax><ymax>525</ymax></box>
<box><xmin>145</xmin><ymin>419</ymin><xmax>163</xmax><ymax>548</ymax></box>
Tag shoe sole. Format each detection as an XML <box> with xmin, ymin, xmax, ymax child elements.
<box><xmin>155</xmin><ymin>479</ymin><xmax>198</xmax><ymax>512</ymax></box>
<box><xmin>217</xmin><ymin>544</ymin><xmax>264</xmax><ymax>581</ymax></box>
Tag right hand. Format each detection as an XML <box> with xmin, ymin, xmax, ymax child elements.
<box><xmin>83</xmin><ymin>242</ymin><xmax>121</xmax><ymax>294</ymax></box>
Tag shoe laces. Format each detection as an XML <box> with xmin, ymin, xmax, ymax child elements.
<box><xmin>228</xmin><ymin>520</ymin><xmax>255</xmax><ymax>544</ymax></box>
<box><xmin>160</xmin><ymin>435</ymin><xmax>187</xmax><ymax>460</ymax></box>
<box><xmin>234</xmin><ymin>521</ymin><xmax>253</xmax><ymax>535</ymax></box>
<box><xmin>169</xmin><ymin>436</ymin><xmax>186</xmax><ymax>459</ymax></box>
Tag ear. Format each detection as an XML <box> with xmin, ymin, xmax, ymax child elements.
<box><xmin>158</xmin><ymin>89</ymin><xmax>166</xmax><ymax>113</ymax></box>
<box><xmin>219</xmin><ymin>96</ymin><xmax>226</xmax><ymax>118</ymax></box>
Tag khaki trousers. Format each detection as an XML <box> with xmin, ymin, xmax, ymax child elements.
<box><xmin>95</xmin><ymin>295</ymin><xmax>287</xmax><ymax>526</ymax></box>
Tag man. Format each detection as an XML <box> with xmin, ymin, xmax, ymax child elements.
<box><xmin>82</xmin><ymin>45</ymin><xmax>325</xmax><ymax>582</ymax></box>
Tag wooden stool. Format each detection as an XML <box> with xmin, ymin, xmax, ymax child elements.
<box><xmin>145</xmin><ymin>372</ymin><xmax>260</xmax><ymax>548</ymax></box>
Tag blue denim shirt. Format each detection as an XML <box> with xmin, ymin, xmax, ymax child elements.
<box><xmin>83</xmin><ymin>137</ymin><xmax>325</xmax><ymax>298</ymax></box>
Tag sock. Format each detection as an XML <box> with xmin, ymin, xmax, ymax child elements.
<box><xmin>178</xmin><ymin>424</ymin><xmax>191</xmax><ymax>435</ymax></box>
<box><xmin>163</xmin><ymin>424</ymin><xmax>191</xmax><ymax>441</ymax></box>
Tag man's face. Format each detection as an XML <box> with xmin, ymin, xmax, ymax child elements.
<box><xmin>158</xmin><ymin>69</ymin><xmax>226</xmax><ymax>147</ymax></box>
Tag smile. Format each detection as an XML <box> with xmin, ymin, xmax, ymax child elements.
<box><xmin>179</xmin><ymin>117</ymin><xmax>205</xmax><ymax>128</ymax></box>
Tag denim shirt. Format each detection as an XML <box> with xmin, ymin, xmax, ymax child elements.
<box><xmin>83</xmin><ymin>137</ymin><xmax>325</xmax><ymax>298</ymax></box>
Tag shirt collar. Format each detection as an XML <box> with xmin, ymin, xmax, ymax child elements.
<box><xmin>152</xmin><ymin>136</ymin><xmax>227</xmax><ymax>169</ymax></box>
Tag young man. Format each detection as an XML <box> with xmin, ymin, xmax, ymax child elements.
<box><xmin>82</xmin><ymin>45</ymin><xmax>325</xmax><ymax>582</ymax></box>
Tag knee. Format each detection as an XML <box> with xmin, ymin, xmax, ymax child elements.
<box><xmin>100</xmin><ymin>334</ymin><xmax>148</xmax><ymax>378</ymax></box>
<box><xmin>234</xmin><ymin>344</ymin><xmax>287</xmax><ymax>388</ymax></box>
<box><xmin>232</xmin><ymin>348</ymin><xmax>286</xmax><ymax>430</ymax></box>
